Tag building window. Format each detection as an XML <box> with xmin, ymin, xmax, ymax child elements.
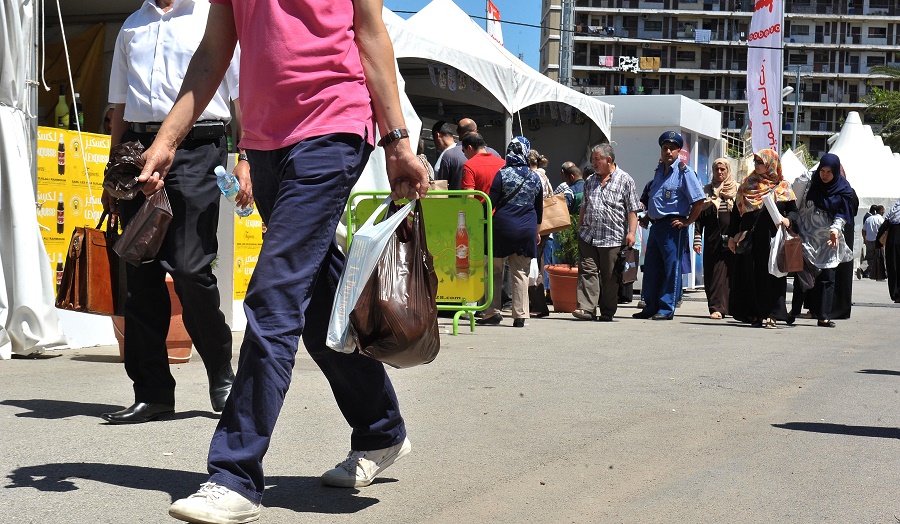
<box><xmin>644</xmin><ymin>20</ymin><xmax>663</xmax><ymax>32</ymax></box>
<box><xmin>868</xmin><ymin>27</ymin><xmax>887</xmax><ymax>39</ymax></box>
<box><xmin>790</xmin><ymin>25</ymin><xmax>810</xmax><ymax>36</ymax></box>
<box><xmin>677</xmin><ymin>79</ymin><xmax>695</xmax><ymax>90</ymax></box>
<box><xmin>788</xmin><ymin>54</ymin><xmax>808</xmax><ymax>65</ymax></box>
<box><xmin>677</xmin><ymin>51</ymin><xmax>697</xmax><ymax>62</ymax></box>
<box><xmin>867</xmin><ymin>56</ymin><xmax>886</xmax><ymax>67</ymax></box>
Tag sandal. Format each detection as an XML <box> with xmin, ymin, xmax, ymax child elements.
<box><xmin>817</xmin><ymin>319</ymin><xmax>836</xmax><ymax>328</ymax></box>
<box><xmin>572</xmin><ymin>309</ymin><xmax>595</xmax><ymax>320</ymax></box>
<box><xmin>763</xmin><ymin>318</ymin><xmax>777</xmax><ymax>329</ymax></box>
<box><xmin>709</xmin><ymin>312</ymin><xmax>723</xmax><ymax>319</ymax></box>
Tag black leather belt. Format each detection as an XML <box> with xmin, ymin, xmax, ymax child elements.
<box><xmin>129</xmin><ymin>120</ymin><xmax>227</xmax><ymax>140</ymax></box>
<box><xmin>650</xmin><ymin>215</ymin><xmax>687</xmax><ymax>224</ymax></box>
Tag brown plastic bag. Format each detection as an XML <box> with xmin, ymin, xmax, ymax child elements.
<box><xmin>350</xmin><ymin>200</ymin><xmax>440</xmax><ymax>368</ymax></box>
<box><xmin>113</xmin><ymin>189</ymin><xmax>173</xmax><ymax>266</ymax></box>
<box><xmin>103</xmin><ymin>141</ymin><xmax>146</xmax><ymax>200</ymax></box>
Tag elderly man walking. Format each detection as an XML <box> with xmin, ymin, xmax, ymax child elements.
<box><xmin>633</xmin><ymin>131</ymin><xmax>704</xmax><ymax>321</ymax></box>
<box><xmin>573</xmin><ymin>144</ymin><xmax>639</xmax><ymax>321</ymax></box>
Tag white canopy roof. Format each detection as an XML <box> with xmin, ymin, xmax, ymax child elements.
<box><xmin>826</xmin><ymin>112</ymin><xmax>900</xmax><ymax>200</ymax></box>
<box><xmin>386</xmin><ymin>0</ymin><xmax>612</xmax><ymax>141</ymax></box>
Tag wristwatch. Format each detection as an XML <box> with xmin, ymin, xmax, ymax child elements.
<box><xmin>238</xmin><ymin>152</ymin><xmax>249</xmax><ymax>163</ymax></box>
<box><xmin>377</xmin><ymin>128</ymin><xmax>409</xmax><ymax>147</ymax></box>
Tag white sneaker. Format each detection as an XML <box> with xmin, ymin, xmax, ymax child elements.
<box><xmin>168</xmin><ymin>482</ymin><xmax>260</xmax><ymax>524</ymax></box>
<box><xmin>321</xmin><ymin>437</ymin><xmax>411</xmax><ymax>488</ymax></box>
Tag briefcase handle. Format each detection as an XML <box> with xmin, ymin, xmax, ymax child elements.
<box><xmin>96</xmin><ymin>210</ymin><xmax>120</xmax><ymax>240</ymax></box>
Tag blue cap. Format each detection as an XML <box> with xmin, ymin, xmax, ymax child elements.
<box><xmin>658</xmin><ymin>131</ymin><xmax>684</xmax><ymax>148</ymax></box>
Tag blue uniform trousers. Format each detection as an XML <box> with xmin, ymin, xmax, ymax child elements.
<box><xmin>207</xmin><ymin>133</ymin><xmax>406</xmax><ymax>504</ymax></box>
<box><xmin>640</xmin><ymin>219</ymin><xmax>686</xmax><ymax>317</ymax></box>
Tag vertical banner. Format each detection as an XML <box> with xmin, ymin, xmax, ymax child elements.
<box><xmin>232</xmin><ymin>209</ymin><xmax>264</xmax><ymax>301</ymax></box>
<box><xmin>487</xmin><ymin>0</ymin><xmax>503</xmax><ymax>46</ymax></box>
<box><xmin>35</xmin><ymin>127</ymin><xmax>110</xmax><ymax>295</ymax></box>
<box><xmin>747</xmin><ymin>0</ymin><xmax>784</xmax><ymax>153</ymax></box>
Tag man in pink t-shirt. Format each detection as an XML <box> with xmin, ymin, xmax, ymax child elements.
<box><xmin>137</xmin><ymin>1</ymin><xmax>429</xmax><ymax>523</ymax></box>
<box><xmin>460</xmin><ymin>132</ymin><xmax>506</xmax><ymax>202</ymax></box>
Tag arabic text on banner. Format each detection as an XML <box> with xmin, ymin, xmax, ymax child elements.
<box><xmin>747</xmin><ymin>0</ymin><xmax>783</xmax><ymax>153</ymax></box>
<box><xmin>487</xmin><ymin>0</ymin><xmax>503</xmax><ymax>46</ymax></box>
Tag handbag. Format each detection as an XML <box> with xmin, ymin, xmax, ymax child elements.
<box><xmin>779</xmin><ymin>226</ymin><xmax>804</xmax><ymax>273</ymax></box>
<box><xmin>55</xmin><ymin>212</ymin><xmax>126</xmax><ymax>316</ymax></box>
<box><xmin>350</xmin><ymin>199</ymin><xmax>440</xmax><ymax>369</ymax></box>
<box><xmin>733</xmin><ymin>210</ymin><xmax>763</xmax><ymax>255</ymax></box>
<box><xmin>539</xmin><ymin>193</ymin><xmax>571</xmax><ymax>235</ymax></box>
<box><xmin>615</xmin><ymin>247</ymin><xmax>639</xmax><ymax>284</ymax></box>
<box><xmin>419</xmin><ymin>153</ymin><xmax>448</xmax><ymax>196</ymax></box>
<box><xmin>114</xmin><ymin>189</ymin><xmax>173</xmax><ymax>266</ymax></box>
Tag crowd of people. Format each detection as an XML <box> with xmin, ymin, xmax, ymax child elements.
<box><xmin>443</xmin><ymin>124</ymin><xmax>900</xmax><ymax>330</ymax></box>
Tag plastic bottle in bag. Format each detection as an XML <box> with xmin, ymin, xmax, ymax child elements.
<box><xmin>215</xmin><ymin>165</ymin><xmax>253</xmax><ymax>217</ymax></box>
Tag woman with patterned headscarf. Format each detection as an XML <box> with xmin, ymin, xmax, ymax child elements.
<box><xmin>693</xmin><ymin>157</ymin><xmax>737</xmax><ymax>319</ymax></box>
<box><xmin>793</xmin><ymin>153</ymin><xmax>856</xmax><ymax>327</ymax></box>
<box><xmin>876</xmin><ymin>198</ymin><xmax>900</xmax><ymax>302</ymax></box>
<box><xmin>727</xmin><ymin>149</ymin><xmax>798</xmax><ymax>329</ymax></box>
<box><xmin>476</xmin><ymin>136</ymin><xmax>544</xmax><ymax>328</ymax></box>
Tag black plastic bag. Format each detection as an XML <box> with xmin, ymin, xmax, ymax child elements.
<box><xmin>113</xmin><ymin>189</ymin><xmax>173</xmax><ymax>266</ymax></box>
<box><xmin>103</xmin><ymin>141</ymin><xmax>146</xmax><ymax>200</ymax></box>
<box><xmin>615</xmin><ymin>247</ymin><xmax>639</xmax><ymax>284</ymax></box>
<box><xmin>350</xmin><ymin>200</ymin><xmax>440</xmax><ymax>369</ymax></box>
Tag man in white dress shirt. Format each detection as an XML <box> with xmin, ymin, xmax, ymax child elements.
<box><xmin>100</xmin><ymin>0</ymin><xmax>248</xmax><ymax>424</ymax></box>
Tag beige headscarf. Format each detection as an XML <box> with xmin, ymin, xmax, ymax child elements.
<box><xmin>705</xmin><ymin>157</ymin><xmax>737</xmax><ymax>213</ymax></box>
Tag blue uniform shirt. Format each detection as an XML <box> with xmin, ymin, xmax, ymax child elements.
<box><xmin>646</xmin><ymin>158</ymin><xmax>705</xmax><ymax>219</ymax></box>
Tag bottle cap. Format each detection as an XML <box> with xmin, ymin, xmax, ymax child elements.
<box><xmin>214</xmin><ymin>166</ymin><xmax>227</xmax><ymax>177</ymax></box>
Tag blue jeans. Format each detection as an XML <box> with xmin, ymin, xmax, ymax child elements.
<box><xmin>207</xmin><ymin>133</ymin><xmax>406</xmax><ymax>504</ymax></box>
<box><xmin>640</xmin><ymin>220</ymin><xmax>686</xmax><ymax>317</ymax></box>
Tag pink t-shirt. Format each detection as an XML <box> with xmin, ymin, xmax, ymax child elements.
<box><xmin>211</xmin><ymin>0</ymin><xmax>374</xmax><ymax>150</ymax></box>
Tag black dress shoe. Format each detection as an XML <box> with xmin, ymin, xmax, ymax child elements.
<box><xmin>208</xmin><ymin>363</ymin><xmax>235</xmax><ymax>413</ymax></box>
<box><xmin>513</xmin><ymin>318</ymin><xmax>526</xmax><ymax>328</ymax></box>
<box><xmin>817</xmin><ymin>319</ymin><xmax>836</xmax><ymax>328</ymax></box>
<box><xmin>651</xmin><ymin>313</ymin><xmax>674</xmax><ymax>320</ymax></box>
<box><xmin>476</xmin><ymin>313</ymin><xmax>502</xmax><ymax>325</ymax></box>
<box><xmin>102</xmin><ymin>402</ymin><xmax>174</xmax><ymax>424</ymax></box>
<box><xmin>596</xmin><ymin>314</ymin><xmax>614</xmax><ymax>322</ymax></box>
<box><xmin>632</xmin><ymin>311</ymin><xmax>654</xmax><ymax>319</ymax></box>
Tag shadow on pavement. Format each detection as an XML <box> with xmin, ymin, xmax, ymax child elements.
<box><xmin>772</xmin><ymin>422</ymin><xmax>900</xmax><ymax>439</ymax></box>
<box><xmin>856</xmin><ymin>369</ymin><xmax>900</xmax><ymax>377</ymax></box>
<box><xmin>1</xmin><ymin>399</ymin><xmax>124</xmax><ymax>419</ymax></box>
<box><xmin>6</xmin><ymin>463</ymin><xmax>381</xmax><ymax>514</ymax></box>
<box><xmin>70</xmin><ymin>354</ymin><xmax>124</xmax><ymax>364</ymax></box>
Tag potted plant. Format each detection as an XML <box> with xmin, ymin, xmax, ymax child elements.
<box><xmin>544</xmin><ymin>214</ymin><xmax>580</xmax><ymax>312</ymax></box>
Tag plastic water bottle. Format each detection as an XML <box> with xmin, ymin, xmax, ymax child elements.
<box><xmin>215</xmin><ymin>166</ymin><xmax>253</xmax><ymax>217</ymax></box>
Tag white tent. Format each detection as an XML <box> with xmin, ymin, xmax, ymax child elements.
<box><xmin>0</xmin><ymin>0</ymin><xmax>65</xmax><ymax>358</ymax></box>
<box><xmin>386</xmin><ymin>0</ymin><xmax>612</xmax><ymax>157</ymax></box>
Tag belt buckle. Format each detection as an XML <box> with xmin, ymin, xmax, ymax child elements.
<box><xmin>145</xmin><ymin>123</ymin><xmax>162</xmax><ymax>133</ymax></box>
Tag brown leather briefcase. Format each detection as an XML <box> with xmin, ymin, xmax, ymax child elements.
<box><xmin>55</xmin><ymin>212</ymin><xmax>126</xmax><ymax>316</ymax></box>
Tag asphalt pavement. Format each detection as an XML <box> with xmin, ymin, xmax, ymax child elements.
<box><xmin>2</xmin><ymin>278</ymin><xmax>899</xmax><ymax>524</ymax></box>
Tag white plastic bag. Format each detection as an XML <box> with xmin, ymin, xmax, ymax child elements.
<box><xmin>768</xmin><ymin>224</ymin><xmax>788</xmax><ymax>278</ymax></box>
<box><xmin>527</xmin><ymin>258</ymin><xmax>540</xmax><ymax>286</ymax></box>
<box><xmin>327</xmin><ymin>197</ymin><xmax>415</xmax><ymax>353</ymax></box>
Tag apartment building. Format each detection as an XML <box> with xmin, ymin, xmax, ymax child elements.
<box><xmin>540</xmin><ymin>0</ymin><xmax>900</xmax><ymax>157</ymax></box>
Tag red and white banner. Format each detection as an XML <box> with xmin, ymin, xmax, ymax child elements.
<box><xmin>487</xmin><ymin>0</ymin><xmax>503</xmax><ymax>46</ymax></box>
<box><xmin>747</xmin><ymin>0</ymin><xmax>783</xmax><ymax>153</ymax></box>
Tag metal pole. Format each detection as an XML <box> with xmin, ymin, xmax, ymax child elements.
<box><xmin>559</xmin><ymin>0</ymin><xmax>574</xmax><ymax>86</ymax></box>
<box><xmin>792</xmin><ymin>65</ymin><xmax>799</xmax><ymax>150</ymax></box>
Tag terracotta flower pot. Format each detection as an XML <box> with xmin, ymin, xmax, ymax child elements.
<box><xmin>545</xmin><ymin>264</ymin><xmax>579</xmax><ymax>313</ymax></box>
<box><xmin>112</xmin><ymin>274</ymin><xmax>193</xmax><ymax>364</ymax></box>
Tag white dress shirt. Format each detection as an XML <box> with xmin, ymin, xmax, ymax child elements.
<box><xmin>108</xmin><ymin>0</ymin><xmax>239</xmax><ymax>124</ymax></box>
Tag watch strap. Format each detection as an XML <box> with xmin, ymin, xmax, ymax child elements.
<box><xmin>377</xmin><ymin>128</ymin><xmax>409</xmax><ymax>147</ymax></box>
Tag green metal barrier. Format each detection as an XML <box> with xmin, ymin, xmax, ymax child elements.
<box><xmin>347</xmin><ymin>190</ymin><xmax>493</xmax><ymax>335</ymax></box>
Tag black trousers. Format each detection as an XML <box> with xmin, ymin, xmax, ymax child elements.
<box><xmin>119</xmin><ymin>130</ymin><xmax>232</xmax><ymax>406</ymax></box>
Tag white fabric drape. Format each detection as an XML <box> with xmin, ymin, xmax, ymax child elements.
<box><xmin>0</xmin><ymin>0</ymin><xmax>66</xmax><ymax>359</ymax></box>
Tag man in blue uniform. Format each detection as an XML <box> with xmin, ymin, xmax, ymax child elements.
<box><xmin>633</xmin><ymin>131</ymin><xmax>704</xmax><ymax>320</ymax></box>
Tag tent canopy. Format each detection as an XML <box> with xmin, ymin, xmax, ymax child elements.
<box><xmin>386</xmin><ymin>0</ymin><xmax>612</xmax><ymax>142</ymax></box>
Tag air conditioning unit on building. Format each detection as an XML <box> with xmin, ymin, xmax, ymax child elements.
<box><xmin>642</xmin><ymin>43</ymin><xmax>651</xmax><ymax>48</ymax></box>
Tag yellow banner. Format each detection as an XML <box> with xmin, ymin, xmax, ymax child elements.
<box><xmin>36</xmin><ymin>126</ymin><xmax>110</xmax><ymax>294</ymax></box>
<box><xmin>232</xmin><ymin>189</ymin><xmax>264</xmax><ymax>300</ymax></box>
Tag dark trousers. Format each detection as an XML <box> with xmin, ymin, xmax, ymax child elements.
<box><xmin>207</xmin><ymin>133</ymin><xmax>405</xmax><ymax>504</ymax></box>
<box><xmin>120</xmin><ymin>131</ymin><xmax>232</xmax><ymax>406</ymax></box>
<box><xmin>815</xmin><ymin>267</ymin><xmax>837</xmax><ymax>321</ymax></box>
<box><xmin>640</xmin><ymin>220</ymin><xmax>686</xmax><ymax>317</ymax></box>
<box><xmin>575</xmin><ymin>238</ymin><xmax>620</xmax><ymax>317</ymax></box>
